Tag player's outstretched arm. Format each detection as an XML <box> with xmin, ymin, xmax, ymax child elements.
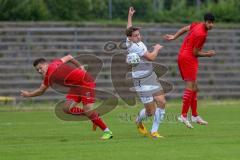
<box><xmin>144</xmin><ymin>44</ymin><xmax>163</xmax><ymax>61</ymax></box>
<box><xmin>61</xmin><ymin>54</ymin><xmax>85</xmax><ymax>70</ymax></box>
<box><xmin>127</xmin><ymin>7</ymin><xmax>135</xmax><ymax>29</ymax></box>
<box><xmin>20</xmin><ymin>83</ymin><xmax>48</xmax><ymax>97</ymax></box>
<box><xmin>193</xmin><ymin>48</ymin><xmax>216</xmax><ymax>57</ymax></box>
<box><xmin>163</xmin><ymin>25</ymin><xmax>190</xmax><ymax>41</ymax></box>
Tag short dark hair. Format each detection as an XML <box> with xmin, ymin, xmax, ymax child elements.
<box><xmin>33</xmin><ymin>58</ymin><xmax>47</xmax><ymax>67</ymax></box>
<box><xmin>125</xmin><ymin>26</ymin><xmax>140</xmax><ymax>36</ymax></box>
<box><xmin>204</xmin><ymin>12</ymin><xmax>215</xmax><ymax>22</ymax></box>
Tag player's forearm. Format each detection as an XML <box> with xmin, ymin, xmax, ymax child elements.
<box><xmin>194</xmin><ymin>49</ymin><xmax>214</xmax><ymax>57</ymax></box>
<box><xmin>127</xmin><ymin>15</ymin><xmax>133</xmax><ymax>28</ymax></box>
<box><xmin>197</xmin><ymin>52</ymin><xmax>210</xmax><ymax>57</ymax></box>
<box><xmin>194</xmin><ymin>51</ymin><xmax>211</xmax><ymax>57</ymax></box>
<box><xmin>27</xmin><ymin>89</ymin><xmax>45</xmax><ymax>97</ymax></box>
<box><xmin>21</xmin><ymin>84</ymin><xmax>48</xmax><ymax>97</ymax></box>
<box><xmin>70</xmin><ymin>58</ymin><xmax>82</xmax><ymax>68</ymax></box>
<box><xmin>146</xmin><ymin>49</ymin><xmax>159</xmax><ymax>61</ymax></box>
<box><xmin>61</xmin><ymin>55</ymin><xmax>82</xmax><ymax>68</ymax></box>
<box><xmin>174</xmin><ymin>29</ymin><xmax>187</xmax><ymax>39</ymax></box>
<box><xmin>174</xmin><ymin>26</ymin><xmax>190</xmax><ymax>39</ymax></box>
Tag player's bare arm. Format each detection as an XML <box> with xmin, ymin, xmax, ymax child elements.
<box><xmin>61</xmin><ymin>54</ymin><xmax>85</xmax><ymax>70</ymax></box>
<box><xmin>193</xmin><ymin>48</ymin><xmax>216</xmax><ymax>57</ymax></box>
<box><xmin>127</xmin><ymin>7</ymin><xmax>135</xmax><ymax>29</ymax></box>
<box><xmin>20</xmin><ymin>83</ymin><xmax>48</xmax><ymax>97</ymax></box>
<box><xmin>144</xmin><ymin>44</ymin><xmax>163</xmax><ymax>61</ymax></box>
<box><xmin>163</xmin><ymin>25</ymin><xmax>190</xmax><ymax>41</ymax></box>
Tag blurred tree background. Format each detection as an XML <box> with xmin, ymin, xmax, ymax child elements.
<box><xmin>0</xmin><ymin>0</ymin><xmax>239</xmax><ymax>23</ymax></box>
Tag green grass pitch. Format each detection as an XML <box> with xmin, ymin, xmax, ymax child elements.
<box><xmin>0</xmin><ymin>99</ymin><xmax>240</xmax><ymax>160</ymax></box>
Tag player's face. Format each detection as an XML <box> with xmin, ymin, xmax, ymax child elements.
<box><xmin>130</xmin><ymin>30</ymin><xmax>141</xmax><ymax>43</ymax></box>
<box><xmin>205</xmin><ymin>20</ymin><xmax>214</xmax><ymax>30</ymax></box>
<box><xmin>35</xmin><ymin>63</ymin><xmax>48</xmax><ymax>76</ymax></box>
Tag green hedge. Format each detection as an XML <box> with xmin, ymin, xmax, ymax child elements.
<box><xmin>0</xmin><ymin>0</ymin><xmax>239</xmax><ymax>22</ymax></box>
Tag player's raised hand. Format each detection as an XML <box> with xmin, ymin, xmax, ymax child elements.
<box><xmin>163</xmin><ymin>34</ymin><xmax>175</xmax><ymax>41</ymax></box>
<box><xmin>20</xmin><ymin>90</ymin><xmax>30</xmax><ymax>97</ymax></box>
<box><xmin>128</xmin><ymin>7</ymin><xmax>135</xmax><ymax>17</ymax></box>
<box><xmin>153</xmin><ymin>44</ymin><xmax>163</xmax><ymax>51</ymax></box>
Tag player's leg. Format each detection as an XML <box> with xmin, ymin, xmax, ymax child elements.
<box><xmin>135</xmin><ymin>98</ymin><xmax>156</xmax><ymax>136</ymax></box>
<box><xmin>178</xmin><ymin>81</ymin><xmax>194</xmax><ymax>128</ymax></box>
<box><xmin>190</xmin><ymin>82</ymin><xmax>208</xmax><ymax>125</ymax></box>
<box><xmin>65</xmin><ymin>86</ymin><xmax>112</xmax><ymax>139</ymax></box>
<box><xmin>63</xmin><ymin>98</ymin><xmax>84</xmax><ymax>115</ymax></box>
<box><xmin>82</xmin><ymin>103</ymin><xmax>108</xmax><ymax>131</ymax></box>
<box><xmin>81</xmin><ymin>85</ymin><xmax>113</xmax><ymax>140</ymax></box>
<box><xmin>178</xmin><ymin>57</ymin><xmax>196</xmax><ymax>128</ymax></box>
<box><xmin>151</xmin><ymin>91</ymin><xmax>166</xmax><ymax>138</ymax></box>
<box><xmin>182</xmin><ymin>81</ymin><xmax>195</xmax><ymax>117</ymax></box>
<box><xmin>134</xmin><ymin>73</ymin><xmax>161</xmax><ymax>136</ymax></box>
<box><xmin>137</xmin><ymin>102</ymin><xmax>155</xmax><ymax>122</ymax></box>
<box><xmin>191</xmin><ymin>81</ymin><xmax>198</xmax><ymax>117</ymax></box>
<box><xmin>64</xmin><ymin>95</ymin><xmax>99</xmax><ymax>131</ymax></box>
<box><xmin>82</xmin><ymin>103</ymin><xmax>113</xmax><ymax>139</ymax></box>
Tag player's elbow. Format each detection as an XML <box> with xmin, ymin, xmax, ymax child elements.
<box><xmin>144</xmin><ymin>54</ymin><xmax>155</xmax><ymax>61</ymax></box>
<box><xmin>184</xmin><ymin>25</ymin><xmax>190</xmax><ymax>32</ymax></box>
<box><xmin>193</xmin><ymin>48</ymin><xmax>200</xmax><ymax>57</ymax></box>
<box><xmin>37</xmin><ymin>90</ymin><xmax>44</xmax><ymax>96</ymax></box>
<box><xmin>61</xmin><ymin>55</ymin><xmax>74</xmax><ymax>63</ymax></box>
<box><xmin>66</xmin><ymin>54</ymin><xmax>74</xmax><ymax>60</ymax></box>
<box><xmin>146</xmin><ymin>57</ymin><xmax>155</xmax><ymax>61</ymax></box>
<box><xmin>193</xmin><ymin>52</ymin><xmax>198</xmax><ymax>57</ymax></box>
<box><xmin>38</xmin><ymin>88</ymin><xmax>47</xmax><ymax>95</ymax></box>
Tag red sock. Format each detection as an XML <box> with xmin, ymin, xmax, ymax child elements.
<box><xmin>69</xmin><ymin>107</ymin><xmax>107</xmax><ymax>130</ymax></box>
<box><xmin>69</xmin><ymin>107</ymin><xmax>84</xmax><ymax>115</ymax></box>
<box><xmin>191</xmin><ymin>91</ymin><xmax>198</xmax><ymax>117</ymax></box>
<box><xmin>88</xmin><ymin>112</ymin><xmax>107</xmax><ymax>131</ymax></box>
<box><xmin>181</xmin><ymin>89</ymin><xmax>194</xmax><ymax>117</ymax></box>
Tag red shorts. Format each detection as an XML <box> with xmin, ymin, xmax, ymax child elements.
<box><xmin>65</xmin><ymin>82</ymin><xmax>96</xmax><ymax>105</ymax></box>
<box><xmin>178</xmin><ymin>55</ymin><xmax>198</xmax><ymax>81</ymax></box>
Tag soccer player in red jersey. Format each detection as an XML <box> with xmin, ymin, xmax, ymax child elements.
<box><xmin>164</xmin><ymin>13</ymin><xmax>216</xmax><ymax>128</ymax></box>
<box><xmin>20</xmin><ymin>55</ymin><xmax>113</xmax><ymax>139</ymax></box>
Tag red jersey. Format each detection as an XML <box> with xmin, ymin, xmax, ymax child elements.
<box><xmin>177</xmin><ymin>22</ymin><xmax>208</xmax><ymax>81</ymax></box>
<box><xmin>43</xmin><ymin>59</ymin><xmax>94</xmax><ymax>88</ymax></box>
<box><xmin>179</xmin><ymin>22</ymin><xmax>208</xmax><ymax>62</ymax></box>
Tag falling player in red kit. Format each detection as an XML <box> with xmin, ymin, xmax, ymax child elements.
<box><xmin>164</xmin><ymin>13</ymin><xmax>216</xmax><ymax>128</ymax></box>
<box><xmin>20</xmin><ymin>54</ymin><xmax>113</xmax><ymax>139</ymax></box>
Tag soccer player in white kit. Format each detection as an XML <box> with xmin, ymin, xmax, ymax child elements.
<box><xmin>126</xmin><ymin>7</ymin><xmax>166</xmax><ymax>138</ymax></box>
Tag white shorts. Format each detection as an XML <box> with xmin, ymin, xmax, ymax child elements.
<box><xmin>131</xmin><ymin>72</ymin><xmax>163</xmax><ymax>104</ymax></box>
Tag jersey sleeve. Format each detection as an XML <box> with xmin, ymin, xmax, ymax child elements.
<box><xmin>190</xmin><ymin>22</ymin><xmax>199</xmax><ymax>30</ymax></box>
<box><xmin>54</xmin><ymin>59</ymin><xmax>63</xmax><ymax>64</ymax></box>
<box><xmin>127</xmin><ymin>43</ymin><xmax>147</xmax><ymax>57</ymax></box>
<box><xmin>43</xmin><ymin>75</ymin><xmax>49</xmax><ymax>87</ymax></box>
<box><xmin>126</xmin><ymin>38</ymin><xmax>131</xmax><ymax>48</ymax></box>
<box><xmin>140</xmin><ymin>43</ymin><xmax>148</xmax><ymax>56</ymax></box>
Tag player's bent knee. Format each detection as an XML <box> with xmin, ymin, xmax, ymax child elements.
<box><xmin>63</xmin><ymin>105</ymin><xmax>71</xmax><ymax>114</ymax></box>
<box><xmin>146</xmin><ymin>111</ymin><xmax>154</xmax><ymax>116</ymax></box>
<box><xmin>159</xmin><ymin>100</ymin><xmax>166</xmax><ymax>108</ymax></box>
<box><xmin>63</xmin><ymin>101</ymin><xmax>74</xmax><ymax>114</ymax></box>
<box><xmin>145</xmin><ymin>107</ymin><xmax>155</xmax><ymax>116</ymax></box>
<box><xmin>155</xmin><ymin>96</ymin><xmax>166</xmax><ymax>108</ymax></box>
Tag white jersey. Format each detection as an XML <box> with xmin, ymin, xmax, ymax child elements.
<box><xmin>126</xmin><ymin>38</ymin><xmax>153</xmax><ymax>78</ymax></box>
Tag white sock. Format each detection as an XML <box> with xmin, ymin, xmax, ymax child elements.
<box><xmin>104</xmin><ymin>128</ymin><xmax>110</xmax><ymax>132</ymax></box>
<box><xmin>136</xmin><ymin>108</ymin><xmax>147</xmax><ymax>123</ymax></box>
<box><xmin>151</xmin><ymin>108</ymin><xmax>160</xmax><ymax>133</ymax></box>
<box><xmin>159</xmin><ymin>108</ymin><xmax>165</xmax><ymax>121</ymax></box>
<box><xmin>151</xmin><ymin>108</ymin><xmax>165</xmax><ymax>133</ymax></box>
